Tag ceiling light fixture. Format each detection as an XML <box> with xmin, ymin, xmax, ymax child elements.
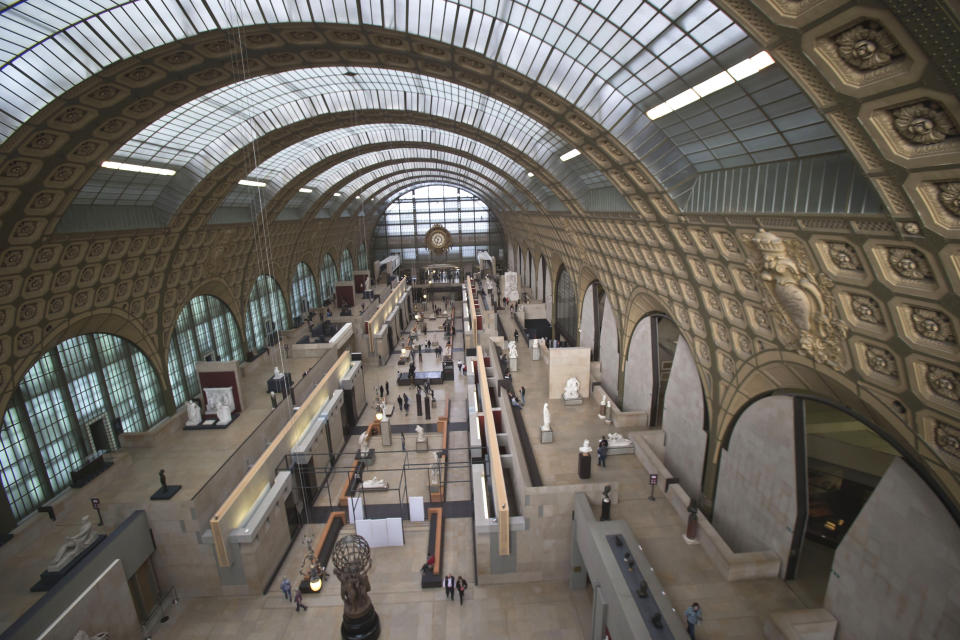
<box><xmin>298</xmin><ymin>187</ymin><xmax>313</xmax><ymax>193</ymax></box>
<box><xmin>527</xmin><ymin>172</ymin><xmax>534</xmax><ymax>178</ymax></box>
<box><xmin>559</xmin><ymin>149</ymin><xmax>581</xmax><ymax>162</ymax></box>
<box><xmin>101</xmin><ymin>160</ymin><xmax>175</xmax><ymax>176</ymax></box>
<box><xmin>646</xmin><ymin>51</ymin><xmax>775</xmax><ymax>121</ymax></box>
<box><xmin>238</xmin><ymin>179</ymin><xmax>267</xmax><ymax>187</ymax></box>
<box><xmin>333</xmin><ymin>192</ymin><xmax>342</xmax><ymax>197</ymax></box>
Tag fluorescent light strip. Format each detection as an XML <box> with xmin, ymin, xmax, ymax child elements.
<box><xmin>101</xmin><ymin>161</ymin><xmax>175</xmax><ymax>176</ymax></box>
<box><xmin>298</xmin><ymin>187</ymin><xmax>312</xmax><ymax>193</ymax></box>
<box><xmin>333</xmin><ymin>192</ymin><xmax>342</xmax><ymax>197</ymax></box>
<box><xmin>559</xmin><ymin>148</ymin><xmax>581</xmax><ymax>162</ymax></box>
<box><xmin>526</xmin><ymin>171</ymin><xmax>534</xmax><ymax>178</ymax></box>
<box><xmin>646</xmin><ymin>51</ymin><xmax>775</xmax><ymax>120</ymax></box>
<box><xmin>238</xmin><ymin>179</ymin><xmax>266</xmax><ymax>187</ymax></box>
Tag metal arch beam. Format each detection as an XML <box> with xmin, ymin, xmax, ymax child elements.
<box><xmin>259</xmin><ymin>141</ymin><xmax>547</xmax><ymax>224</ymax></box>
<box><xmin>170</xmin><ymin>110</ymin><xmax>584</xmax><ymax>229</ymax></box>
<box><xmin>326</xmin><ymin>163</ymin><xmax>523</xmax><ymax>219</ymax></box>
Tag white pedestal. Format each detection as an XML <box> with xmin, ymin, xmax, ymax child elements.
<box><xmin>380</xmin><ymin>418</ymin><xmax>392</xmax><ymax>447</ymax></box>
<box><xmin>509</xmin><ymin>356</ymin><xmax>518</xmax><ymax>372</ymax></box>
<box><xmin>531</xmin><ymin>347</ymin><xmax>540</xmax><ymax>361</ymax></box>
<box><xmin>540</xmin><ymin>428</ymin><xmax>553</xmax><ymax>443</ymax></box>
<box><xmin>563</xmin><ymin>397</ymin><xmax>583</xmax><ymax>406</ymax></box>
<box><xmin>415</xmin><ymin>439</ymin><xmax>428</xmax><ymax>451</ymax></box>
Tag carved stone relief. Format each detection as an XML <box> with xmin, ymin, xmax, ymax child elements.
<box><xmin>850</xmin><ymin>294</ymin><xmax>885</xmax><ymax>326</ymax></box>
<box><xmin>891</xmin><ymin>102</ymin><xmax>958</xmax><ymax>145</ymax></box>
<box><xmin>834</xmin><ymin>22</ymin><xmax>903</xmax><ymax>71</ymax></box>
<box><xmin>826</xmin><ymin>241</ymin><xmax>864</xmax><ymax>272</ymax></box>
<box><xmin>909</xmin><ymin>306</ymin><xmax>956</xmax><ymax>346</ymax></box>
<box><xmin>926</xmin><ymin>364</ymin><xmax>959</xmax><ymax>404</ymax></box>
<box><xmin>744</xmin><ymin>229</ymin><xmax>849</xmax><ymax>370</ymax></box>
<box><xmin>864</xmin><ymin>344</ymin><xmax>899</xmax><ymax>378</ymax></box>
<box><xmin>935</xmin><ymin>421</ymin><xmax>960</xmax><ymax>460</ymax></box>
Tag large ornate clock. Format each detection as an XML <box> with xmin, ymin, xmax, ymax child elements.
<box><xmin>425</xmin><ymin>225</ymin><xmax>452</xmax><ymax>255</ymax></box>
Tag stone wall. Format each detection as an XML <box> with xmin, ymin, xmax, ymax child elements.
<box><xmin>713</xmin><ymin>395</ymin><xmax>796</xmax><ymax>575</ymax></box>
<box><xmin>598</xmin><ymin>299</ymin><xmax>619</xmax><ymax>400</ymax></box>
<box><xmin>661</xmin><ymin>338</ymin><xmax>706</xmax><ymax>498</ymax></box>
<box><xmin>622</xmin><ymin>317</ymin><xmax>652</xmax><ymax>413</ymax></box>
<box><xmin>826</xmin><ymin>457</ymin><xmax>960</xmax><ymax>639</ymax></box>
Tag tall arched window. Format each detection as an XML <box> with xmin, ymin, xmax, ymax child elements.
<box><xmin>290</xmin><ymin>262</ymin><xmax>318</xmax><ymax>317</ymax></box>
<box><xmin>357</xmin><ymin>243</ymin><xmax>368</xmax><ymax>273</ymax></box>
<box><xmin>167</xmin><ymin>296</ymin><xmax>243</xmax><ymax>406</ymax></box>
<box><xmin>245</xmin><ymin>275</ymin><xmax>288</xmax><ymax>352</ymax></box>
<box><xmin>320</xmin><ymin>254</ymin><xmax>336</xmax><ymax>303</ymax></box>
<box><xmin>340</xmin><ymin>248</ymin><xmax>353</xmax><ymax>281</ymax></box>
<box><xmin>555</xmin><ymin>266</ymin><xmax>578</xmax><ymax>346</ymax></box>
<box><xmin>1</xmin><ymin>334</ymin><xmax>165</xmax><ymax>520</ymax></box>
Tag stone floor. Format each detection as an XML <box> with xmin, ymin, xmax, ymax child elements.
<box><xmin>3</xmin><ymin>288</ymin><xmax>814</xmax><ymax>639</ymax></box>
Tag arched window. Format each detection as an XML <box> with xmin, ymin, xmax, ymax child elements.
<box><xmin>357</xmin><ymin>243</ymin><xmax>368</xmax><ymax>273</ymax></box>
<box><xmin>1</xmin><ymin>334</ymin><xmax>165</xmax><ymax>520</ymax></box>
<box><xmin>340</xmin><ymin>248</ymin><xmax>353</xmax><ymax>281</ymax></box>
<box><xmin>320</xmin><ymin>254</ymin><xmax>336</xmax><ymax>303</ymax></box>
<box><xmin>290</xmin><ymin>262</ymin><xmax>318</xmax><ymax>317</ymax></box>
<box><xmin>245</xmin><ymin>275</ymin><xmax>288</xmax><ymax>353</ymax></box>
<box><xmin>555</xmin><ymin>266</ymin><xmax>578</xmax><ymax>346</ymax></box>
<box><xmin>167</xmin><ymin>295</ymin><xmax>243</xmax><ymax>406</ymax></box>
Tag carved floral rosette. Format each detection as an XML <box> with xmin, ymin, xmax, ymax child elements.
<box><xmin>742</xmin><ymin>229</ymin><xmax>850</xmax><ymax>371</ymax></box>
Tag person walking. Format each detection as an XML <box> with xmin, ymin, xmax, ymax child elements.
<box><xmin>456</xmin><ymin>576</ymin><xmax>467</xmax><ymax>605</ymax></box>
<box><xmin>513</xmin><ymin>329</ymin><xmax>519</xmax><ymax>342</ymax></box>
<box><xmin>386</xmin><ymin>381</ymin><xmax>390</xmax><ymax>396</ymax></box>
<box><xmin>294</xmin><ymin>589</ymin><xmax>307</xmax><ymax>612</ymax></box>
<box><xmin>444</xmin><ymin>574</ymin><xmax>455</xmax><ymax>601</ymax></box>
<box><xmin>597</xmin><ymin>440</ymin><xmax>608</xmax><ymax>468</ymax></box>
<box><xmin>280</xmin><ymin>576</ymin><xmax>292</xmax><ymax>601</ymax></box>
<box><xmin>520</xmin><ymin>386</ymin><xmax>526</xmax><ymax>404</ymax></box>
<box><xmin>684</xmin><ymin>602</ymin><xmax>702</xmax><ymax>638</ymax></box>
<box><xmin>378</xmin><ymin>384</ymin><xmax>384</xmax><ymax>400</ymax></box>
<box><xmin>400</xmin><ymin>432</ymin><xmax>406</xmax><ymax>451</ymax></box>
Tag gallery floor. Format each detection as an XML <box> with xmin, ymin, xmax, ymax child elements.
<box><xmin>144</xmin><ymin>301</ymin><xmax>808</xmax><ymax>639</ymax></box>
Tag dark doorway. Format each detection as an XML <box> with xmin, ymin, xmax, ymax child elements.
<box><xmin>341</xmin><ymin>392</ymin><xmax>355</xmax><ymax>437</ymax></box>
<box><xmin>86</xmin><ymin>417</ymin><xmax>111</xmax><ymax>453</ymax></box>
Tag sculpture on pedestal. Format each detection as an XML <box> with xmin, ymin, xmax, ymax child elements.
<box><xmin>579</xmin><ymin>439</ymin><xmax>592</xmax><ymax>454</ymax></box>
<box><xmin>332</xmin><ymin>534</ymin><xmax>380</xmax><ymax>640</ymax></box>
<box><xmin>507</xmin><ymin>341</ymin><xmax>518</xmax><ymax>359</ymax></box>
<box><xmin>429</xmin><ymin>451</ymin><xmax>443</xmax><ymax>486</ymax></box>
<box><xmin>542</xmin><ymin>403</ymin><xmax>551</xmax><ymax>431</ymax></box>
<box><xmin>562</xmin><ymin>377</ymin><xmax>581</xmax><ymax>400</ymax></box>
<box><xmin>185</xmin><ymin>400</ymin><xmax>201</xmax><ymax>426</ymax></box>
<box><xmin>72</xmin><ymin>632</ymin><xmax>109</xmax><ymax>640</ymax></box>
<box><xmin>597</xmin><ymin>394</ymin><xmax>608</xmax><ymax>420</ymax></box>
<box><xmin>358</xmin><ymin>431</ymin><xmax>370</xmax><ymax>455</ymax></box>
<box><xmin>361</xmin><ymin>476</ymin><xmax>389</xmax><ymax>490</ymax></box>
<box><xmin>415</xmin><ymin>425</ymin><xmax>426</xmax><ymax>442</ymax></box>
<box><xmin>605</xmin><ymin>433</ymin><xmax>632</xmax><ymax>449</ymax></box>
<box><xmin>273</xmin><ymin>366</ymin><xmax>283</xmax><ymax>379</ymax></box>
<box><xmin>48</xmin><ymin>516</ymin><xmax>99</xmax><ymax>573</ymax></box>
<box><xmin>215</xmin><ymin>402</ymin><xmax>232</xmax><ymax>425</ymax></box>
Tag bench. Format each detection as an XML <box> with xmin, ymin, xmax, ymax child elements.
<box><xmin>421</xmin><ymin>507</ymin><xmax>444</xmax><ymax>588</ymax></box>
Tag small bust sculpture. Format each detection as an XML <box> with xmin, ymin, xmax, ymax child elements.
<box><xmin>185</xmin><ymin>399</ymin><xmax>201</xmax><ymax>426</ymax></box>
<box><xmin>273</xmin><ymin>366</ymin><xmax>283</xmax><ymax>379</ymax></box>
<box><xmin>542</xmin><ymin>403</ymin><xmax>551</xmax><ymax>430</ymax></box>
<box><xmin>507</xmin><ymin>340</ymin><xmax>518</xmax><ymax>359</ymax></box>
<box><xmin>216</xmin><ymin>402</ymin><xmax>232</xmax><ymax>425</ymax></box>
<box><xmin>579</xmin><ymin>439</ymin><xmax>592</xmax><ymax>454</ymax></box>
<box><xmin>415</xmin><ymin>425</ymin><xmax>426</xmax><ymax>442</ymax></box>
<box><xmin>562</xmin><ymin>377</ymin><xmax>580</xmax><ymax>400</ymax></box>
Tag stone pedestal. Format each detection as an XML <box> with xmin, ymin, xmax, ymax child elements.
<box><xmin>531</xmin><ymin>346</ymin><xmax>540</xmax><ymax>361</ymax></box>
<box><xmin>415</xmin><ymin>439</ymin><xmax>428</xmax><ymax>451</ymax></box>
<box><xmin>356</xmin><ymin>450</ymin><xmax>376</xmax><ymax>466</ymax></box>
<box><xmin>380</xmin><ymin>418</ymin><xmax>391</xmax><ymax>447</ymax></box>
<box><xmin>578</xmin><ymin>452</ymin><xmax>591</xmax><ymax>479</ymax></box>
<box><xmin>341</xmin><ymin>605</ymin><xmax>381</xmax><ymax>640</ymax></box>
<box><xmin>563</xmin><ymin>397</ymin><xmax>583</xmax><ymax>406</ymax></box>
<box><xmin>540</xmin><ymin>428</ymin><xmax>553</xmax><ymax>444</ymax></box>
<box><xmin>509</xmin><ymin>356</ymin><xmax>518</xmax><ymax>372</ymax></box>
<box><xmin>150</xmin><ymin>485</ymin><xmax>182</xmax><ymax>500</ymax></box>
<box><xmin>601</xmin><ymin>498</ymin><xmax>611</xmax><ymax>521</ymax></box>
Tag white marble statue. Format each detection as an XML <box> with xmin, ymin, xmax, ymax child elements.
<box><xmin>363</xmin><ymin>275</ymin><xmax>370</xmax><ymax>291</ymax></box>
<box><xmin>429</xmin><ymin>451</ymin><xmax>443</xmax><ymax>485</ymax></box>
<box><xmin>358</xmin><ymin>431</ymin><xmax>370</xmax><ymax>455</ymax></box>
<box><xmin>273</xmin><ymin>366</ymin><xmax>283</xmax><ymax>379</ymax></box>
<box><xmin>507</xmin><ymin>340</ymin><xmax>518</xmax><ymax>359</ymax></box>
<box><xmin>606</xmin><ymin>432</ymin><xmax>632</xmax><ymax>448</ymax></box>
<box><xmin>48</xmin><ymin>516</ymin><xmax>99</xmax><ymax>572</ymax></box>
<box><xmin>72</xmin><ymin>632</ymin><xmax>109</xmax><ymax>640</ymax></box>
<box><xmin>361</xmin><ymin>476</ymin><xmax>388</xmax><ymax>490</ymax></box>
<box><xmin>542</xmin><ymin>403</ymin><xmax>551</xmax><ymax>431</ymax></box>
<box><xmin>597</xmin><ymin>394</ymin><xmax>609</xmax><ymax>420</ymax></box>
<box><xmin>215</xmin><ymin>401</ymin><xmax>232</xmax><ymax>425</ymax></box>
<box><xmin>579</xmin><ymin>439</ymin><xmax>592</xmax><ymax>454</ymax></box>
<box><xmin>562</xmin><ymin>377</ymin><xmax>581</xmax><ymax>400</ymax></box>
<box><xmin>415</xmin><ymin>425</ymin><xmax>426</xmax><ymax>442</ymax></box>
<box><xmin>185</xmin><ymin>399</ymin><xmax>201</xmax><ymax>426</ymax></box>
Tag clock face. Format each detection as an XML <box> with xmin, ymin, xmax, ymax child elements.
<box><xmin>425</xmin><ymin>226</ymin><xmax>451</xmax><ymax>253</ymax></box>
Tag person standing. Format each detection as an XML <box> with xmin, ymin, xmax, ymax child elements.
<box><xmin>456</xmin><ymin>576</ymin><xmax>467</xmax><ymax>605</ymax></box>
<box><xmin>513</xmin><ymin>329</ymin><xmax>519</xmax><ymax>342</ymax></box>
<box><xmin>386</xmin><ymin>380</ymin><xmax>390</xmax><ymax>396</ymax></box>
<box><xmin>400</xmin><ymin>432</ymin><xmax>406</xmax><ymax>451</ymax></box>
<box><xmin>684</xmin><ymin>602</ymin><xmax>702</xmax><ymax>638</ymax></box>
<box><xmin>294</xmin><ymin>589</ymin><xmax>307</xmax><ymax>612</ymax></box>
<box><xmin>378</xmin><ymin>384</ymin><xmax>384</xmax><ymax>400</ymax></box>
<box><xmin>520</xmin><ymin>386</ymin><xmax>526</xmax><ymax>404</ymax></box>
<box><xmin>444</xmin><ymin>574</ymin><xmax>455</xmax><ymax>600</ymax></box>
<box><xmin>280</xmin><ymin>576</ymin><xmax>292</xmax><ymax>601</ymax></box>
<box><xmin>597</xmin><ymin>440</ymin><xmax>608</xmax><ymax>468</ymax></box>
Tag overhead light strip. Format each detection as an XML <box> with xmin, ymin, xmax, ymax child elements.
<box><xmin>101</xmin><ymin>160</ymin><xmax>175</xmax><ymax>176</ymax></box>
<box><xmin>238</xmin><ymin>179</ymin><xmax>267</xmax><ymax>187</ymax></box>
<box><xmin>559</xmin><ymin>148</ymin><xmax>581</xmax><ymax>162</ymax></box>
<box><xmin>645</xmin><ymin>51</ymin><xmax>775</xmax><ymax>121</ymax></box>
<box><xmin>298</xmin><ymin>187</ymin><xmax>312</xmax><ymax>193</ymax></box>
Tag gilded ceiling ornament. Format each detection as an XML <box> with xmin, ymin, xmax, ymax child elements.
<box><xmin>746</xmin><ymin>228</ymin><xmax>848</xmax><ymax>370</ymax></box>
<box><xmin>934</xmin><ymin>422</ymin><xmax>960</xmax><ymax>459</ymax></box>
<box><xmin>927</xmin><ymin>365</ymin><xmax>959</xmax><ymax>403</ymax></box>
<box><xmin>826</xmin><ymin>242</ymin><xmax>863</xmax><ymax>271</ymax></box>
<box><xmin>834</xmin><ymin>22</ymin><xmax>902</xmax><ymax>71</ymax></box>
<box><xmin>910</xmin><ymin>307</ymin><xmax>957</xmax><ymax>344</ymax></box>
<box><xmin>851</xmin><ymin>295</ymin><xmax>884</xmax><ymax>325</ymax></box>
<box><xmin>865</xmin><ymin>346</ymin><xmax>898</xmax><ymax>377</ymax></box>
<box><xmin>936</xmin><ymin>182</ymin><xmax>960</xmax><ymax>217</ymax></box>
<box><xmin>887</xmin><ymin>247</ymin><xmax>934</xmax><ymax>281</ymax></box>
<box><xmin>891</xmin><ymin>102</ymin><xmax>958</xmax><ymax>145</ymax></box>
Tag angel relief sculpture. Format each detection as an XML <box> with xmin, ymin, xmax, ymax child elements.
<box><xmin>747</xmin><ymin>229</ymin><xmax>848</xmax><ymax>370</ymax></box>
